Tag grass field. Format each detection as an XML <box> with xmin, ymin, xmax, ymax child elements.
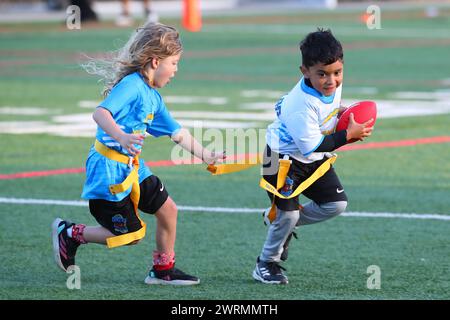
<box><xmin>1</xmin><ymin>3</ymin><xmax>449</xmax><ymax>301</ymax></box>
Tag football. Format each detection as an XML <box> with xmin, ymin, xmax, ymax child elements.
<box><xmin>336</xmin><ymin>100</ymin><xmax>377</xmax><ymax>143</ymax></box>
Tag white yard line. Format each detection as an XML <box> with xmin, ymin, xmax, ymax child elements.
<box><xmin>165</xmin><ymin>96</ymin><xmax>228</xmax><ymax>105</ymax></box>
<box><xmin>177</xmin><ymin>119</ymin><xmax>257</xmax><ymax>129</ymax></box>
<box><xmin>172</xmin><ymin>111</ymin><xmax>275</xmax><ymax>121</ymax></box>
<box><xmin>0</xmin><ymin>107</ymin><xmax>52</xmax><ymax>115</ymax></box>
<box><xmin>0</xmin><ymin>197</ymin><xmax>448</xmax><ymax>221</ymax></box>
<box><xmin>78</xmin><ymin>96</ymin><xmax>229</xmax><ymax>109</ymax></box>
<box><xmin>389</xmin><ymin>91</ymin><xmax>450</xmax><ymax>100</ymax></box>
<box><xmin>2</xmin><ymin>94</ymin><xmax>450</xmax><ymax>137</ymax></box>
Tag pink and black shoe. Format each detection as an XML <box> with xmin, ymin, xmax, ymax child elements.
<box><xmin>52</xmin><ymin>218</ymin><xmax>81</xmax><ymax>271</ymax></box>
<box><xmin>145</xmin><ymin>266</ymin><xmax>200</xmax><ymax>286</ymax></box>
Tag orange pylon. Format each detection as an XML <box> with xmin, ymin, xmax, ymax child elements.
<box><xmin>360</xmin><ymin>13</ymin><xmax>371</xmax><ymax>24</ymax></box>
<box><xmin>182</xmin><ymin>0</ymin><xmax>202</xmax><ymax>32</ymax></box>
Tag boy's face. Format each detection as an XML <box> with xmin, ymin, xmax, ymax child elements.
<box><xmin>151</xmin><ymin>53</ymin><xmax>182</xmax><ymax>88</ymax></box>
<box><xmin>301</xmin><ymin>60</ymin><xmax>343</xmax><ymax>97</ymax></box>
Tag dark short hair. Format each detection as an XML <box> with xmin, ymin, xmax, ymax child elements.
<box><xmin>299</xmin><ymin>28</ymin><xmax>343</xmax><ymax>67</ymax></box>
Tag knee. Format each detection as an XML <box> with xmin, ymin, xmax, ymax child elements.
<box><xmin>278</xmin><ymin>209</ymin><xmax>300</xmax><ymax>226</ymax></box>
<box><xmin>156</xmin><ymin>198</ymin><xmax>178</xmax><ymax>221</ymax></box>
<box><xmin>322</xmin><ymin>201</ymin><xmax>347</xmax><ymax>217</ymax></box>
<box><xmin>165</xmin><ymin>200</ymin><xmax>178</xmax><ymax>217</ymax></box>
<box><xmin>335</xmin><ymin>201</ymin><xmax>348</xmax><ymax>215</ymax></box>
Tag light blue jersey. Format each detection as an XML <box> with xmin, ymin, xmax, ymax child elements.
<box><xmin>266</xmin><ymin>77</ymin><xmax>342</xmax><ymax>163</ymax></box>
<box><xmin>81</xmin><ymin>72</ymin><xmax>181</xmax><ymax>201</ymax></box>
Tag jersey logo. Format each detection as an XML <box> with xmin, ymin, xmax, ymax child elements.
<box><xmin>321</xmin><ymin>108</ymin><xmax>340</xmax><ymax>126</ymax></box>
<box><xmin>278</xmin><ymin>123</ymin><xmax>294</xmax><ymax>143</ymax></box>
<box><xmin>112</xmin><ymin>214</ymin><xmax>128</xmax><ymax>234</ymax></box>
<box><xmin>280</xmin><ymin>176</ymin><xmax>294</xmax><ymax>196</ymax></box>
<box><xmin>274</xmin><ymin>96</ymin><xmax>285</xmax><ymax>117</ymax></box>
<box><xmin>144</xmin><ymin>113</ymin><xmax>154</xmax><ymax>123</ymax></box>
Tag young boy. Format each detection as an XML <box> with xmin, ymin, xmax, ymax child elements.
<box><xmin>252</xmin><ymin>29</ymin><xmax>373</xmax><ymax>284</ymax></box>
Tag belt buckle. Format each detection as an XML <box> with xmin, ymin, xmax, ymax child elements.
<box><xmin>128</xmin><ymin>157</ymin><xmax>133</xmax><ymax>168</ymax></box>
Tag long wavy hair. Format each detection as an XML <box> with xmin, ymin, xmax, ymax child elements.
<box><xmin>83</xmin><ymin>23</ymin><xmax>182</xmax><ymax>96</ymax></box>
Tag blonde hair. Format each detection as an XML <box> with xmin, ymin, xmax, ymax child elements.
<box><xmin>83</xmin><ymin>23</ymin><xmax>182</xmax><ymax>96</ymax></box>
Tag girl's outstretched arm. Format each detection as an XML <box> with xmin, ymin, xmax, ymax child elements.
<box><xmin>171</xmin><ymin>128</ymin><xmax>226</xmax><ymax>165</ymax></box>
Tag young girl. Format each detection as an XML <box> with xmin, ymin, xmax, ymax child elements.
<box><xmin>52</xmin><ymin>23</ymin><xmax>224</xmax><ymax>286</ymax></box>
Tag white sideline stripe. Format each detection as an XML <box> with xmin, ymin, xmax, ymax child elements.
<box><xmin>341</xmin><ymin>212</ymin><xmax>450</xmax><ymax>220</ymax></box>
<box><xmin>0</xmin><ymin>197</ymin><xmax>449</xmax><ymax>221</ymax></box>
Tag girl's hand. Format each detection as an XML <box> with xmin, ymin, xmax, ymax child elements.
<box><xmin>117</xmin><ymin>133</ymin><xmax>145</xmax><ymax>156</ymax></box>
<box><xmin>346</xmin><ymin>113</ymin><xmax>373</xmax><ymax>141</ymax></box>
<box><xmin>203</xmin><ymin>150</ymin><xmax>226</xmax><ymax>165</ymax></box>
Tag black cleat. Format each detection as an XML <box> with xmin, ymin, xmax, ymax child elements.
<box><xmin>145</xmin><ymin>266</ymin><xmax>200</xmax><ymax>286</ymax></box>
<box><xmin>252</xmin><ymin>257</ymin><xmax>288</xmax><ymax>284</ymax></box>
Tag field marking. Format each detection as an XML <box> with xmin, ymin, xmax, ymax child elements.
<box><xmin>78</xmin><ymin>96</ymin><xmax>229</xmax><ymax>109</ymax></box>
<box><xmin>0</xmin><ymin>107</ymin><xmax>53</xmax><ymax>115</ymax></box>
<box><xmin>2</xmin><ymin>95</ymin><xmax>449</xmax><ymax>137</ymax></box>
<box><xmin>338</xmin><ymin>136</ymin><xmax>450</xmax><ymax>151</ymax></box>
<box><xmin>0</xmin><ymin>197</ymin><xmax>448</xmax><ymax>221</ymax></box>
<box><xmin>177</xmin><ymin>119</ymin><xmax>257</xmax><ymax>129</ymax></box>
<box><xmin>1</xmin><ymin>136</ymin><xmax>449</xmax><ymax>180</ymax></box>
<box><xmin>11</xmin><ymin>96</ymin><xmax>449</xmax><ymax>126</ymax></box>
<box><xmin>172</xmin><ymin>111</ymin><xmax>275</xmax><ymax>121</ymax></box>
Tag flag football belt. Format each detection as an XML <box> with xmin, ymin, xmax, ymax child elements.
<box><xmin>94</xmin><ymin>140</ymin><xmax>146</xmax><ymax>248</ymax></box>
<box><xmin>208</xmin><ymin>154</ymin><xmax>337</xmax><ymax>224</ymax></box>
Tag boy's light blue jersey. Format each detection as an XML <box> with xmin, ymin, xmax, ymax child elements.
<box><xmin>266</xmin><ymin>77</ymin><xmax>342</xmax><ymax>164</ymax></box>
<box><xmin>82</xmin><ymin>72</ymin><xmax>181</xmax><ymax>201</ymax></box>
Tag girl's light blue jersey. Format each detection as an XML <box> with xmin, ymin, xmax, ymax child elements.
<box><xmin>82</xmin><ymin>72</ymin><xmax>181</xmax><ymax>201</ymax></box>
<box><xmin>266</xmin><ymin>77</ymin><xmax>342</xmax><ymax>164</ymax></box>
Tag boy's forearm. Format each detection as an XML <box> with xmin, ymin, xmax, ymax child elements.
<box><xmin>315</xmin><ymin>130</ymin><xmax>348</xmax><ymax>152</ymax></box>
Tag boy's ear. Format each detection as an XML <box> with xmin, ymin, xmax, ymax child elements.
<box><xmin>300</xmin><ymin>65</ymin><xmax>309</xmax><ymax>78</ymax></box>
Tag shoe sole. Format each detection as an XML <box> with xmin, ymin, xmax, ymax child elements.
<box><xmin>252</xmin><ymin>269</ymin><xmax>288</xmax><ymax>285</ymax></box>
<box><xmin>144</xmin><ymin>276</ymin><xmax>200</xmax><ymax>286</ymax></box>
<box><xmin>52</xmin><ymin>218</ymin><xmax>67</xmax><ymax>272</ymax></box>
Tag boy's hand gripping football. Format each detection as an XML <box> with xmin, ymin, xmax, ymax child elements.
<box><xmin>346</xmin><ymin>113</ymin><xmax>373</xmax><ymax>142</ymax></box>
<box><xmin>347</xmin><ymin>113</ymin><xmax>373</xmax><ymax>141</ymax></box>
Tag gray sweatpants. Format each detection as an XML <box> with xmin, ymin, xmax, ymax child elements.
<box><xmin>259</xmin><ymin>201</ymin><xmax>347</xmax><ymax>262</ymax></box>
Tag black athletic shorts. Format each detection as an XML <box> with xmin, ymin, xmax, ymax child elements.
<box><xmin>262</xmin><ymin>145</ymin><xmax>347</xmax><ymax>211</ymax></box>
<box><xmin>89</xmin><ymin>175</ymin><xmax>169</xmax><ymax>235</ymax></box>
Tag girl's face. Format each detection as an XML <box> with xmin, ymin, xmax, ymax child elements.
<box><xmin>300</xmin><ymin>60</ymin><xmax>343</xmax><ymax>97</ymax></box>
<box><xmin>151</xmin><ymin>53</ymin><xmax>182</xmax><ymax>88</ymax></box>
